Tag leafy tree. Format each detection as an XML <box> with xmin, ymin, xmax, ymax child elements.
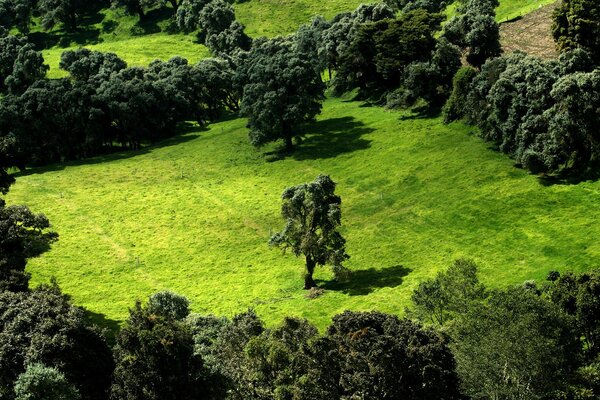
<box><xmin>319</xmin><ymin>3</ymin><xmax>394</xmax><ymax>80</ymax></box>
<box><xmin>552</xmin><ymin>0</ymin><xmax>600</xmax><ymax>63</ymax></box>
<box><xmin>443</xmin><ymin>0</ymin><xmax>501</xmax><ymax>67</ymax></box>
<box><xmin>333</xmin><ymin>9</ymin><xmax>444</xmax><ymax>96</ymax></box>
<box><xmin>205</xmin><ymin>20</ymin><xmax>251</xmax><ymax>55</ymax></box>
<box><xmin>0</xmin><ymin>34</ymin><xmax>48</xmax><ymax>94</ymax></box>
<box><xmin>193</xmin><ymin>57</ymin><xmax>241</xmax><ymax>118</ymax></box>
<box><xmin>239</xmin><ymin>39</ymin><xmax>325</xmax><ymax>151</ymax></box>
<box><xmin>198</xmin><ymin>0</ymin><xmax>235</xmax><ymax>34</ymax></box>
<box><xmin>60</xmin><ymin>48</ymin><xmax>127</xmax><ymax>83</ymax></box>
<box><xmin>37</xmin><ymin>0</ymin><xmax>87</xmax><ymax>31</ymax></box>
<box><xmin>175</xmin><ymin>0</ymin><xmax>212</xmax><ymax>32</ymax></box>
<box><xmin>385</xmin><ymin>0</ymin><xmax>446</xmax><ymax>13</ymax></box>
<box><xmin>294</xmin><ymin>16</ymin><xmax>331</xmax><ymax>76</ymax></box>
<box><xmin>270</xmin><ymin>175</ymin><xmax>348</xmax><ymax>289</ymax></box>
<box><xmin>0</xmin><ymin>284</ymin><xmax>114</xmax><ymax>400</ymax></box>
<box><xmin>0</xmin><ymin>0</ymin><xmax>36</xmax><ymax>33</ymax></box>
<box><xmin>442</xmin><ymin>66</ymin><xmax>478</xmax><ymax>122</ymax></box>
<box><xmin>450</xmin><ymin>287</ymin><xmax>580</xmax><ymax>400</ymax></box>
<box><xmin>0</xmin><ymin>200</ymin><xmax>58</xmax><ymax>292</ymax></box>
<box><xmin>411</xmin><ymin>258</ymin><xmax>486</xmax><ymax>326</ymax></box>
<box><xmin>328</xmin><ymin>311</ymin><xmax>461</xmax><ymax>399</ymax></box>
<box><xmin>546</xmin><ymin>270</ymin><xmax>600</xmax><ymax>359</ymax></box>
<box><xmin>541</xmin><ymin>69</ymin><xmax>600</xmax><ymax>173</ymax></box>
<box><xmin>148</xmin><ymin>290</ymin><xmax>190</xmax><ymax>320</ymax></box>
<box><xmin>111</xmin><ymin>294</ymin><xmax>203</xmax><ymax>400</ymax></box>
<box><xmin>388</xmin><ymin>37</ymin><xmax>461</xmax><ymax>108</ymax></box>
<box><xmin>14</xmin><ymin>364</ymin><xmax>79</xmax><ymax>400</ymax></box>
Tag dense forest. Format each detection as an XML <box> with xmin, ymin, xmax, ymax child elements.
<box><xmin>1</xmin><ymin>0</ymin><xmax>599</xmax><ymax>398</ymax></box>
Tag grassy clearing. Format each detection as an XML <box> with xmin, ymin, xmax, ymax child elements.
<box><xmin>495</xmin><ymin>0</ymin><xmax>557</xmax><ymax>22</ymax></box>
<box><xmin>7</xmin><ymin>97</ymin><xmax>600</xmax><ymax>329</ymax></box>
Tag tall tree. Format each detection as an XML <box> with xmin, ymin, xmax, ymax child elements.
<box><xmin>239</xmin><ymin>39</ymin><xmax>325</xmax><ymax>151</ymax></box>
<box><xmin>0</xmin><ymin>34</ymin><xmax>48</xmax><ymax>94</ymax></box>
<box><xmin>0</xmin><ymin>0</ymin><xmax>36</xmax><ymax>33</ymax></box>
<box><xmin>270</xmin><ymin>174</ymin><xmax>349</xmax><ymax>289</ymax></box>
<box><xmin>37</xmin><ymin>0</ymin><xmax>86</xmax><ymax>31</ymax></box>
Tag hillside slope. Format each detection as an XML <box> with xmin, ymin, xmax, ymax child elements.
<box><xmin>38</xmin><ymin>0</ymin><xmax>557</xmax><ymax>78</ymax></box>
<box><xmin>8</xmin><ymin>97</ymin><xmax>600</xmax><ymax>328</ymax></box>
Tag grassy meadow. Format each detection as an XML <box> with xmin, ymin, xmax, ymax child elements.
<box><xmin>8</xmin><ymin>96</ymin><xmax>600</xmax><ymax>329</ymax></box>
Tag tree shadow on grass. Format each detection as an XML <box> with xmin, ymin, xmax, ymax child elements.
<box><xmin>537</xmin><ymin>169</ymin><xmax>600</xmax><ymax>186</ymax></box>
<box><xmin>265</xmin><ymin>116</ymin><xmax>373</xmax><ymax>162</ymax></box>
<box><xmin>317</xmin><ymin>264</ymin><xmax>412</xmax><ymax>296</ymax></box>
<box><xmin>13</xmin><ymin>129</ymin><xmax>202</xmax><ymax>178</ymax></box>
<box><xmin>85</xmin><ymin>310</ymin><xmax>121</xmax><ymax>345</ymax></box>
<box><xmin>398</xmin><ymin>104</ymin><xmax>442</xmax><ymax>121</ymax></box>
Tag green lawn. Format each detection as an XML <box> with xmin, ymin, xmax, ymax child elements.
<box><xmin>7</xmin><ymin>97</ymin><xmax>600</xmax><ymax>329</ymax></box>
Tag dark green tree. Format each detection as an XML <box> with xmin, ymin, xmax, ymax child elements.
<box><xmin>37</xmin><ymin>0</ymin><xmax>86</xmax><ymax>31</ymax></box>
<box><xmin>0</xmin><ymin>0</ymin><xmax>36</xmax><ymax>33</ymax></box>
<box><xmin>14</xmin><ymin>364</ymin><xmax>79</xmax><ymax>400</ymax></box>
<box><xmin>411</xmin><ymin>258</ymin><xmax>486</xmax><ymax>326</ymax></box>
<box><xmin>270</xmin><ymin>175</ymin><xmax>348</xmax><ymax>289</ymax></box>
<box><xmin>111</xmin><ymin>294</ymin><xmax>203</xmax><ymax>400</ymax></box>
<box><xmin>239</xmin><ymin>39</ymin><xmax>325</xmax><ymax>151</ymax></box>
<box><xmin>443</xmin><ymin>0</ymin><xmax>501</xmax><ymax>68</ymax></box>
<box><xmin>328</xmin><ymin>311</ymin><xmax>461</xmax><ymax>399</ymax></box>
<box><xmin>175</xmin><ymin>0</ymin><xmax>212</xmax><ymax>32</ymax></box>
<box><xmin>0</xmin><ymin>284</ymin><xmax>114</xmax><ymax>400</ymax></box>
<box><xmin>0</xmin><ymin>34</ymin><xmax>48</xmax><ymax>94</ymax></box>
<box><xmin>0</xmin><ymin>200</ymin><xmax>58</xmax><ymax>292</ymax></box>
<box><xmin>442</xmin><ymin>66</ymin><xmax>478</xmax><ymax>122</ymax></box>
<box><xmin>552</xmin><ymin>0</ymin><xmax>600</xmax><ymax>63</ymax></box>
<box><xmin>450</xmin><ymin>287</ymin><xmax>580</xmax><ymax>400</ymax></box>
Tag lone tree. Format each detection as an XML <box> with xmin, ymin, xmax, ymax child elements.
<box><xmin>270</xmin><ymin>175</ymin><xmax>349</xmax><ymax>289</ymax></box>
<box><xmin>239</xmin><ymin>39</ymin><xmax>325</xmax><ymax>152</ymax></box>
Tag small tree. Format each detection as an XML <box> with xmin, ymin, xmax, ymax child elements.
<box><xmin>270</xmin><ymin>175</ymin><xmax>349</xmax><ymax>289</ymax></box>
<box><xmin>14</xmin><ymin>364</ymin><xmax>79</xmax><ymax>400</ymax></box>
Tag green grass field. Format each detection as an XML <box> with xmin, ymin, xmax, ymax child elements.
<box><xmin>7</xmin><ymin>97</ymin><xmax>600</xmax><ymax>329</ymax></box>
<box><xmin>37</xmin><ymin>0</ymin><xmax>557</xmax><ymax>78</ymax></box>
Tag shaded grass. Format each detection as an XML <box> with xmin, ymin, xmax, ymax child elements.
<box><xmin>7</xmin><ymin>97</ymin><xmax>600</xmax><ymax>330</ymax></box>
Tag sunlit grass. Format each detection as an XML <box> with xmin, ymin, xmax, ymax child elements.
<box><xmin>7</xmin><ymin>97</ymin><xmax>600</xmax><ymax>330</ymax></box>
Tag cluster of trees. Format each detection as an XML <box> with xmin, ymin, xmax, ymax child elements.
<box><xmin>411</xmin><ymin>260</ymin><xmax>600</xmax><ymax>399</ymax></box>
<box><xmin>0</xmin><ymin>32</ymin><xmax>243</xmax><ymax>167</ymax></box>
<box><xmin>444</xmin><ymin>50</ymin><xmax>599</xmax><ymax>174</ymax></box>
<box><xmin>442</xmin><ymin>0</ymin><xmax>599</xmax><ymax>176</ymax></box>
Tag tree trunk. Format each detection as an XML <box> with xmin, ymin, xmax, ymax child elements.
<box><xmin>284</xmin><ymin>135</ymin><xmax>294</xmax><ymax>152</ymax></box>
<box><xmin>304</xmin><ymin>256</ymin><xmax>316</xmax><ymax>289</ymax></box>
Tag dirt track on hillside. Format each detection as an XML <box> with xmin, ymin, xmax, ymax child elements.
<box><xmin>500</xmin><ymin>1</ymin><xmax>560</xmax><ymax>59</ymax></box>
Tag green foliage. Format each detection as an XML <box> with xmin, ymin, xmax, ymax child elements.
<box><xmin>333</xmin><ymin>8</ymin><xmax>442</xmax><ymax>96</ymax></box>
<box><xmin>443</xmin><ymin>0</ymin><xmax>501</xmax><ymax>68</ymax></box>
<box><xmin>111</xmin><ymin>294</ymin><xmax>203</xmax><ymax>400</ymax></box>
<box><xmin>328</xmin><ymin>311</ymin><xmax>461</xmax><ymax>399</ymax></box>
<box><xmin>0</xmin><ymin>284</ymin><xmax>114</xmax><ymax>400</ymax></box>
<box><xmin>442</xmin><ymin>66</ymin><xmax>478</xmax><ymax>123</ymax></box>
<box><xmin>552</xmin><ymin>0</ymin><xmax>600</xmax><ymax>63</ymax></box>
<box><xmin>0</xmin><ymin>0</ymin><xmax>36</xmax><ymax>33</ymax></box>
<box><xmin>239</xmin><ymin>38</ymin><xmax>325</xmax><ymax>151</ymax></box>
<box><xmin>411</xmin><ymin>258</ymin><xmax>486</xmax><ymax>325</ymax></box>
<box><xmin>37</xmin><ymin>0</ymin><xmax>87</xmax><ymax>31</ymax></box>
<box><xmin>0</xmin><ymin>200</ymin><xmax>58</xmax><ymax>292</ymax></box>
<box><xmin>270</xmin><ymin>174</ymin><xmax>349</xmax><ymax>289</ymax></box>
<box><xmin>148</xmin><ymin>290</ymin><xmax>190</xmax><ymax>320</ymax></box>
<box><xmin>450</xmin><ymin>287</ymin><xmax>580</xmax><ymax>400</ymax></box>
<box><xmin>0</xmin><ymin>34</ymin><xmax>48</xmax><ymax>94</ymax></box>
<box><xmin>546</xmin><ymin>270</ymin><xmax>600</xmax><ymax>360</ymax></box>
<box><xmin>176</xmin><ymin>0</ymin><xmax>212</xmax><ymax>32</ymax></box>
<box><xmin>14</xmin><ymin>364</ymin><xmax>79</xmax><ymax>400</ymax></box>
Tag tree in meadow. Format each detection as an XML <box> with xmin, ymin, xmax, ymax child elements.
<box><xmin>239</xmin><ymin>39</ymin><xmax>325</xmax><ymax>151</ymax></box>
<box><xmin>270</xmin><ymin>174</ymin><xmax>349</xmax><ymax>289</ymax></box>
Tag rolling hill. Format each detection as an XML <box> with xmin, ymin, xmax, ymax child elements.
<box><xmin>7</xmin><ymin>95</ymin><xmax>600</xmax><ymax>328</ymax></box>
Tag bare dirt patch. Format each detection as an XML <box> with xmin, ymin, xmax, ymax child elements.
<box><xmin>500</xmin><ymin>1</ymin><xmax>560</xmax><ymax>59</ymax></box>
